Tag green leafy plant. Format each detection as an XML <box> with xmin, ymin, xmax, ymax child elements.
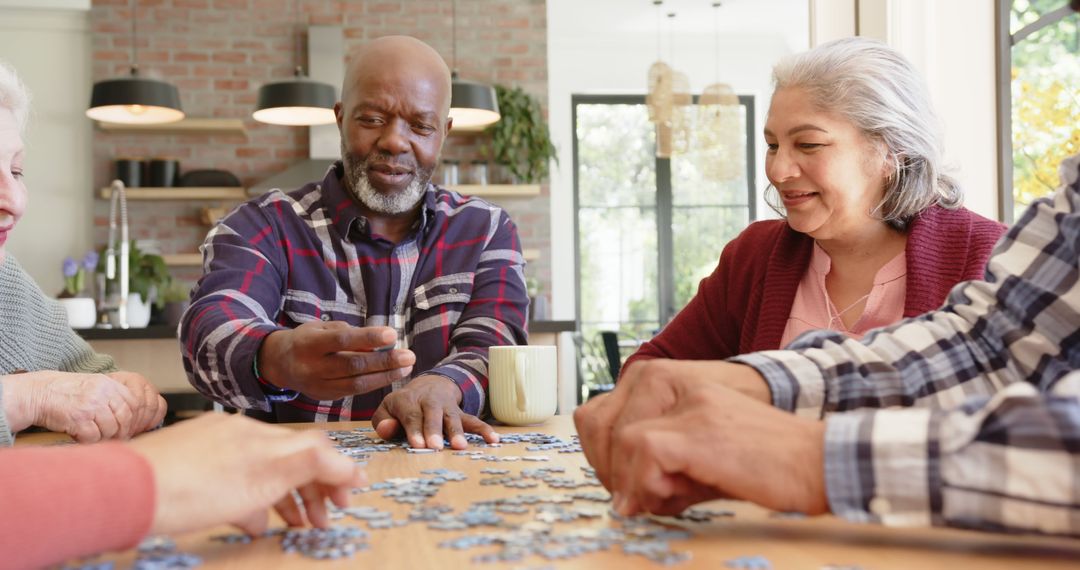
<box><xmin>161</xmin><ymin>280</ymin><xmax>192</xmax><ymax>304</ymax></box>
<box><xmin>96</xmin><ymin>241</ymin><xmax>172</xmax><ymax>310</ymax></box>
<box><xmin>487</xmin><ymin>85</ymin><xmax>557</xmax><ymax>184</ymax></box>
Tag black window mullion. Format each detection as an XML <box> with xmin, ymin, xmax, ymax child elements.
<box><xmin>656</xmin><ymin>156</ymin><xmax>675</xmax><ymax>325</ymax></box>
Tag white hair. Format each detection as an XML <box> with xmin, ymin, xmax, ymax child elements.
<box><xmin>771</xmin><ymin>37</ymin><xmax>961</xmax><ymax>230</ymax></box>
<box><xmin>0</xmin><ymin>60</ymin><xmax>31</xmax><ymax>134</ymax></box>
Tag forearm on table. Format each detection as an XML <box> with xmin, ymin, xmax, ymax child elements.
<box><xmin>0</xmin><ymin>443</ymin><xmax>155</xmax><ymax>567</ymax></box>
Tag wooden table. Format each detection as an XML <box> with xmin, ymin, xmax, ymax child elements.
<box><xmin>19</xmin><ymin>416</ymin><xmax>1080</xmax><ymax>569</ymax></box>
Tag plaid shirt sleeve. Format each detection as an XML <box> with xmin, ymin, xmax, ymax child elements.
<box><xmin>421</xmin><ymin>209</ymin><xmax>529</xmax><ymax>416</ymax></box>
<box><xmin>180</xmin><ymin>196</ymin><xmax>291</xmax><ymax>411</ymax></box>
<box><xmin>732</xmin><ymin>153</ymin><xmax>1080</xmax><ymax>535</ymax></box>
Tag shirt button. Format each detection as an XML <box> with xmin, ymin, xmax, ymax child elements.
<box><xmin>449</xmin><ymin>287</ymin><xmax>458</xmax><ymax>294</ymax></box>
<box><xmin>392</xmin><ymin>305</ymin><xmax>400</xmax><ymax>313</ymax></box>
<box><xmin>869</xmin><ymin>497</ymin><xmax>891</xmax><ymax>516</ymax></box>
<box><xmin>320</xmin><ymin>314</ymin><xmax>332</xmax><ymax>321</ymax></box>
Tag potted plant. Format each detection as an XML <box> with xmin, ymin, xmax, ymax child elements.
<box><xmin>57</xmin><ymin>251</ymin><xmax>99</xmax><ymax>329</ymax></box>
<box><xmin>96</xmin><ymin>240</ymin><xmax>172</xmax><ymax>328</ymax></box>
<box><xmin>487</xmin><ymin>84</ymin><xmax>557</xmax><ymax>184</ymax></box>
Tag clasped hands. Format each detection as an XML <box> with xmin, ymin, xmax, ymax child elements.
<box><xmin>0</xmin><ymin>369</ymin><xmax>166</xmax><ymax>442</ymax></box>
<box><xmin>573</xmin><ymin>359</ymin><xmax>830</xmax><ymax>518</ymax></box>
<box><xmin>257</xmin><ymin>321</ymin><xmax>497</xmax><ymax>450</ymax></box>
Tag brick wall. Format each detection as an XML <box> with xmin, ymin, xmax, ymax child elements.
<box><xmin>89</xmin><ymin>0</ymin><xmax>551</xmax><ymax>305</ymax></box>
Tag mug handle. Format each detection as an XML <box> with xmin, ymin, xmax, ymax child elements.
<box><xmin>514</xmin><ymin>352</ymin><xmax>528</xmax><ymax>412</ymax></box>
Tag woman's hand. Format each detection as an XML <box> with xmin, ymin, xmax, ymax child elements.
<box><xmin>1</xmin><ymin>370</ymin><xmax>165</xmax><ymax>441</ymax></box>
<box><xmin>128</xmin><ymin>413</ymin><xmax>366</xmax><ymax>536</ymax></box>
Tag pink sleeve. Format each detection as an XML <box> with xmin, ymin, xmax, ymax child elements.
<box><xmin>0</xmin><ymin>442</ymin><xmax>155</xmax><ymax>568</ymax></box>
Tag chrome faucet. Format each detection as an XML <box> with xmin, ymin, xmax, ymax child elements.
<box><xmin>99</xmin><ymin>179</ymin><xmax>130</xmax><ymax>328</ymax></box>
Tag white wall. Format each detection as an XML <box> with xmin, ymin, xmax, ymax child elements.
<box><xmin>546</xmin><ymin>0</ymin><xmax>810</xmax><ymax>320</ymax></box>
<box><xmin>882</xmin><ymin>0</ymin><xmax>1000</xmax><ymax>220</ymax></box>
<box><xmin>0</xmin><ymin>7</ymin><xmax>92</xmax><ymax>295</ymax></box>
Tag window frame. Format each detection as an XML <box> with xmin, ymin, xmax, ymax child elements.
<box><xmin>571</xmin><ymin>93</ymin><xmax>757</xmax><ymax>328</ymax></box>
<box><xmin>996</xmin><ymin>0</ymin><xmax>1080</xmax><ymax>224</ymax></box>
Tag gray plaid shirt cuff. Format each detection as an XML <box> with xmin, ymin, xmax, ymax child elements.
<box><xmin>730</xmin><ymin>350</ymin><xmax>828</xmax><ymax>418</ymax></box>
<box><xmin>825</xmin><ymin>407</ymin><xmax>938</xmax><ymax>527</ymax></box>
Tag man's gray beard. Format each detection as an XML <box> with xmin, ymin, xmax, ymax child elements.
<box><xmin>342</xmin><ymin>146</ymin><xmax>430</xmax><ymax>215</ymax></box>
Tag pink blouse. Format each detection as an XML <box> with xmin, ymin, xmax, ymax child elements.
<box><xmin>780</xmin><ymin>242</ymin><xmax>907</xmax><ymax>347</ymax></box>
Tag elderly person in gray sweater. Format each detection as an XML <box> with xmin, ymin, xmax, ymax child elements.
<box><xmin>0</xmin><ymin>60</ymin><xmax>165</xmax><ymax>446</ymax></box>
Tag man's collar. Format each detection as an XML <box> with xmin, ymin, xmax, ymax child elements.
<box><xmin>323</xmin><ymin>161</ymin><xmax>438</xmax><ymax>240</ymax></box>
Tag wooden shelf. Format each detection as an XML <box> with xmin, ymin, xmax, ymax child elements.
<box><xmin>162</xmin><ymin>254</ymin><xmax>203</xmax><ymax>267</ymax></box>
<box><xmin>96</xmin><ymin>118</ymin><xmax>245</xmax><ymax>135</ymax></box>
<box><xmin>450</xmin><ymin>184</ymin><xmax>541</xmax><ymax>197</ymax></box>
<box><xmin>98</xmin><ymin>187</ymin><xmax>247</xmax><ymax>200</ymax></box>
<box><xmin>523</xmin><ymin>248</ymin><xmax>539</xmax><ymax>262</ymax></box>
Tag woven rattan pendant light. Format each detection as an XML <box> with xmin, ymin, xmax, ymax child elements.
<box><xmin>697</xmin><ymin>1</ymin><xmax>743</xmax><ymax>180</ymax></box>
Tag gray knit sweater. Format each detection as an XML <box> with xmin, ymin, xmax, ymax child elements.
<box><xmin>0</xmin><ymin>255</ymin><xmax>116</xmax><ymax>446</ymax></box>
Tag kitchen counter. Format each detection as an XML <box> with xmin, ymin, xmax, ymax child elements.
<box><xmin>76</xmin><ymin>321</ymin><xmax>577</xmax><ymax>340</ymax></box>
<box><xmin>76</xmin><ymin>324</ymin><xmax>177</xmax><ymax>341</ymax></box>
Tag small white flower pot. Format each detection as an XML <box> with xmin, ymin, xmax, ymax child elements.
<box><xmin>126</xmin><ymin>292</ymin><xmax>152</xmax><ymax>328</ymax></box>
<box><xmin>58</xmin><ymin>297</ymin><xmax>97</xmax><ymax>329</ymax></box>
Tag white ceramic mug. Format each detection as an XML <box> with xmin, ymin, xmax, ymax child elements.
<box><xmin>488</xmin><ymin>345</ymin><xmax>557</xmax><ymax>426</ymax></box>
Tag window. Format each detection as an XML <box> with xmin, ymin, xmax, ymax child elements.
<box><xmin>572</xmin><ymin>94</ymin><xmax>756</xmax><ymax>347</ymax></box>
<box><xmin>998</xmin><ymin>0</ymin><xmax>1080</xmax><ymax>223</ymax></box>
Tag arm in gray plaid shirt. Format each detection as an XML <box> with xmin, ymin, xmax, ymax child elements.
<box><xmin>731</xmin><ymin>154</ymin><xmax>1080</xmax><ymax>535</ymax></box>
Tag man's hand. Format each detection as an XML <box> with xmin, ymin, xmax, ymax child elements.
<box><xmin>574</xmin><ymin>360</ymin><xmax>827</xmax><ymax>517</ymax></box>
<box><xmin>574</xmin><ymin>359</ymin><xmax>771</xmax><ymax>491</ymax></box>
<box><xmin>128</xmin><ymin>413</ymin><xmax>365</xmax><ymax>537</ymax></box>
<box><xmin>2</xmin><ymin>370</ymin><xmax>165</xmax><ymax>442</ymax></box>
<box><xmin>257</xmin><ymin>321</ymin><xmax>415</xmax><ymax>401</ymax></box>
<box><xmin>371</xmin><ymin>375</ymin><xmax>498</xmax><ymax>450</ymax></box>
<box><xmin>608</xmin><ymin>382</ymin><xmax>828</xmax><ymax>517</ymax></box>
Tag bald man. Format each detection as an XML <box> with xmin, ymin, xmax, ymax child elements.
<box><xmin>181</xmin><ymin>36</ymin><xmax>528</xmax><ymax>448</ymax></box>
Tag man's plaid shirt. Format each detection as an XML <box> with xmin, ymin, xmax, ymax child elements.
<box><xmin>734</xmin><ymin>153</ymin><xmax>1080</xmax><ymax>537</ymax></box>
<box><xmin>180</xmin><ymin>162</ymin><xmax>529</xmax><ymax>422</ymax></box>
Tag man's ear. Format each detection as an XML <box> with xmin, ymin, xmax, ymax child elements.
<box><xmin>334</xmin><ymin>101</ymin><xmax>344</xmax><ymax>131</ymax></box>
<box><xmin>445</xmin><ymin>116</ymin><xmax>453</xmax><ymax>136</ymax></box>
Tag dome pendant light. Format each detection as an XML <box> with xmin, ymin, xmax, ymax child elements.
<box><xmin>253</xmin><ymin>66</ymin><xmax>337</xmax><ymax>126</ymax></box>
<box><xmin>253</xmin><ymin>0</ymin><xmax>337</xmax><ymax>126</ymax></box>
<box><xmin>448</xmin><ymin>0</ymin><xmax>500</xmax><ymax>129</ymax></box>
<box><xmin>86</xmin><ymin>0</ymin><xmax>184</xmax><ymax>125</ymax></box>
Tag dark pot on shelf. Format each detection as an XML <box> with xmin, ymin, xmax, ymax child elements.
<box><xmin>114</xmin><ymin>158</ymin><xmax>142</xmax><ymax>187</ymax></box>
<box><xmin>148</xmin><ymin>159</ymin><xmax>180</xmax><ymax>187</ymax></box>
<box><xmin>163</xmin><ymin>300</ymin><xmax>190</xmax><ymax>328</ymax></box>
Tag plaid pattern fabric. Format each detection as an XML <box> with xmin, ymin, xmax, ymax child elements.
<box><xmin>180</xmin><ymin>162</ymin><xmax>528</xmax><ymax>422</ymax></box>
<box><xmin>732</xmin><ymin>153</ymin><xmax>1080</xmax><ymax>536</ymax></box>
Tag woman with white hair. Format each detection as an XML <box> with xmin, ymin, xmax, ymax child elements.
<box><xmin>623</xmin><ymin>37</ymin><xmax>1006</xmax><ymax>374</ymax></box>
<box><xmin>0</xmin><ymin>60</ymin><xmax>366</xmax><ymax>568</ymax></box>
<box><xmin>0</xmin><ymin>60</ymin><xmax>166</xmax><ymax>444</ymax></box>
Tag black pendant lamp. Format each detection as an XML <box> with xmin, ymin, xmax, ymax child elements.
<box><xmin>86</xmin><ymin>1</ymin><xmax>183</xmax><ymax>125</ymax></box>
<box><xmin>448</xmin><ymin>0</ymin><xmax>500</xmax><ymax>129</ymax></box>
<box><xmin>252</xmin><ymin>0</ymin><xmax>337</xmax><ymax>127</ymax></box>
<box><xmin>253</xmin><ymin>66</ymin><xmax>337</xmax><ymax>126</ymax></box>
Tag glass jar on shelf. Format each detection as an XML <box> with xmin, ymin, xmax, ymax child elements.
<box><xmin>469</xmin><ymin>160</ymin><xmax>488</xmax><ymax>186</ymax></box>
<box><xmin>440</xmin><ymin>159</ymin><xmax>459</xmax><ymax>187</ymax></box>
